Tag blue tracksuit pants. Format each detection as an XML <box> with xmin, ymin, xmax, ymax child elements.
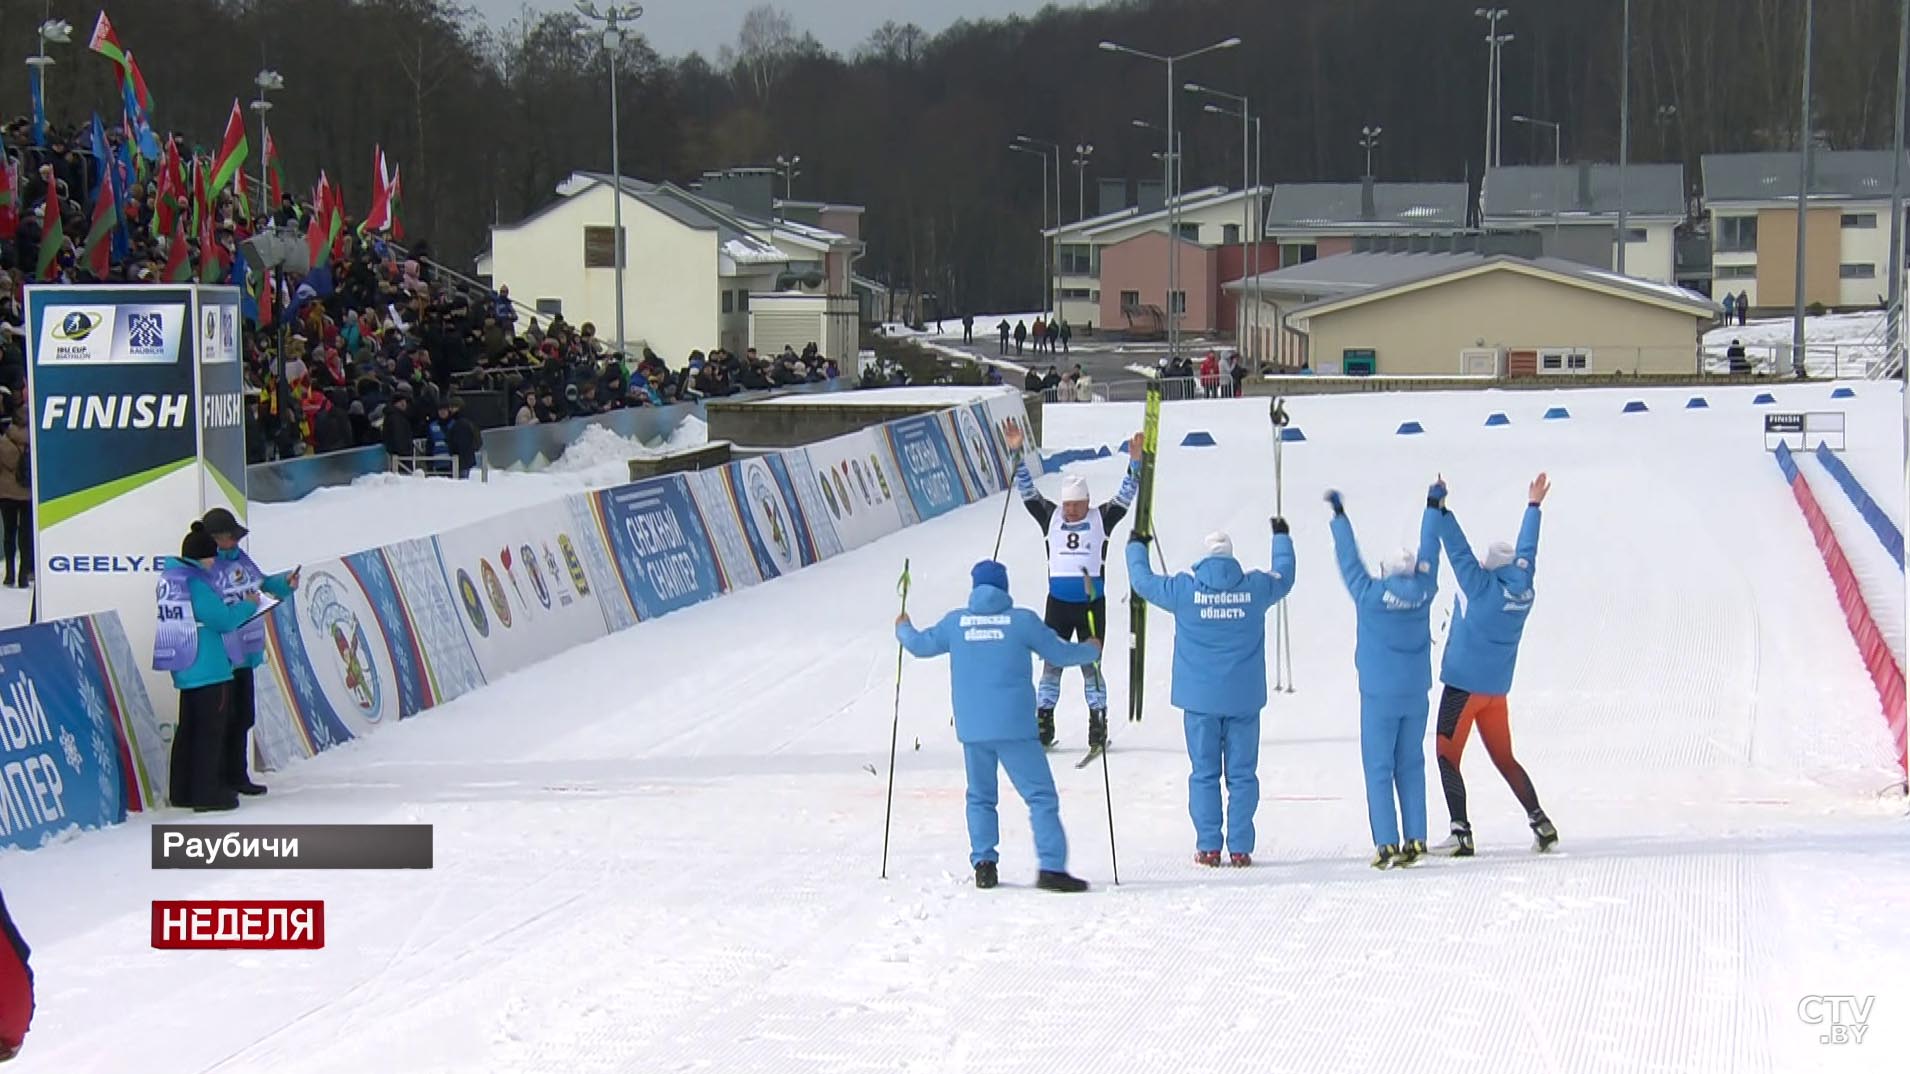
<box><xmin>1184</xmin><ymin>710</ymin><xmax>1261</xmax><ymax>854</ymax></box>
<box><xmin>963</xmin><ymin>739</ymin><xmax>1068</xmax><ymax>871</ymax></box>
<box><xmin>1359</xmin><ymin>692</ymin><xmax>1430</xmax><ymax>847</ymax></box>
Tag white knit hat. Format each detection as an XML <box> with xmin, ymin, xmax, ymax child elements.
<box><xmin>1382</xmin><ymin>547</ymin><xmax>1417</xmax><ymax>577</ymax></box>
<box><xmin>1060</xmin><ymin>474</ymin><xmax>1090</xmax><ymax>502</ymax></box>
<box><xmin>1482</xmin><ymin>541</ymin><xmax>1517</xmax><ymax>570</ymax></box>
<box><xmin>1204</xmin><ymin>532</ymin><xmax>1234</xmax><ymax>558</ymax></box>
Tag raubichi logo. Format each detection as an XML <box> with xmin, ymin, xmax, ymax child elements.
<box><xmin>52</xmin><ymin>310</ymin><xmax>103</xmax><ymax>342</ymax></box>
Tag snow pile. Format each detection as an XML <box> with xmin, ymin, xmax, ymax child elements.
<box><xmin>544</xmin><ymin>416</ymin><xmax>708</xmax><ymax>477</ymax></box>
<box><xmin>1703</xmin><ymin>311</ymin><xmax>1888</xmax><ymax>376</ymax></box>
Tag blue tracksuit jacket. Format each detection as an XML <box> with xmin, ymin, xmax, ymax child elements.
<box><xmin>1438</xmin><ymin>505</ymin><xmax>1540</xmax><ymax>696</ymax></box>
<box><xmin>897</xmin><ymin>584</ymin><xmax>1102</xmax><ymax>742</ymax></box>
<box><xmin>1124</xmin><ymin>536</ymin><xmax>1295</xmax><ymax>714</ymax></box>
<box><xmin>1330</xmin><ymin>508</ymin><xmax>1442</xmax><ymax>698</ymax></box>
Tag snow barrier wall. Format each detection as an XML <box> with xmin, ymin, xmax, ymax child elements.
<box><xmin>0</xmin><ymin>612</ymin><xmax>165</xmax><ymax>852</ymax></box>
<box><xmin>245</xmin><ymin>392</ymin><xmax>1034</xmax><ymax>774</ymax></box>
<box><xmin>1774</xmin><ymin>443</ymin><xmax>1910</xmax><ymax>777</ymax></box>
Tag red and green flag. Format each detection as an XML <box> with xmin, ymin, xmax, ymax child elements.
<box><xmin>35</xmin><ymin>182</ymin><xmax>65</xmax><ymax>281</ymax></box>
<box><xmin>207</xmin><ymin>101</ymin><xmax>248</xmax><ymax>202</ymax></box>
<box><xmin>155</xmin><ymin>138</ymin><xmax>185</xmax><ymax>236</ymax></box>
<box><xmin>0</xmin><ymin>157</ymin><xmax>17</xmax><ymax>241</ymax></box>
<box><xmin>305</xmin><ymin>171</ymin><xmax>332</xmax><ymax>267</ymax></box>
<box><xmin>264</xmin><ymin>125</ymin><xmax>285</xmax><ymax>210</ymax></box>
<box><xmin>387</xmin><ymin>165</ymin><xmax>404</xmax><ymax>241</ymax></box>
<box><xmin>163</xmin><ymin>215</ymin><xmax>191</xmax><ymax>283</ymax></box>
<box><xmin>360</xmin><ymin>147</ymin><xmax>391</xmax><ymax>233</ymax></box>
<box><xmin>90</xmin><ymin>13</ymin><xmax>155</xmax><ymax>114</ymax></box>
<box><xmin>82</xmin><ymin>162</ymin><xmax>119</xmax><ymax>277</ymax></box>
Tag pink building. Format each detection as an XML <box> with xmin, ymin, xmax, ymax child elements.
<box><xmin>1096</xmin><ymin>232</ymin><xmax>1220</xmax><ymax>335</ymax></box>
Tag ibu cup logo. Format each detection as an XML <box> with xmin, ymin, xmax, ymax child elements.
<box><xmin>53</xmin><ymin>310</ymin><xmax>103</xmax><ymax>342</ymax></box>
<box><xmin>745</xmin><ymin>465</ymin><xmax>793</xmax><ymax>571</ymax></box>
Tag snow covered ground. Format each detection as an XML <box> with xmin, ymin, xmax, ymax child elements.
<box><xmin>5</xmin><ymin>384</ymin><xmax>1908</xmax><ymax>1074</ymax></box>
<box><xmin>1703</xmin><ymin>311</ymin><xmax>1889</xmax><ymax>377</ymax></box>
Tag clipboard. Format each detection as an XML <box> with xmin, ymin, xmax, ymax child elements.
<box><xmin>241</xmin><ymin>598</ymin><xmax>283</xmax><ymax>627</ymax></box>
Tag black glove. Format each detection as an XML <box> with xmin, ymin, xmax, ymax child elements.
<box><xmin>1270</xmin><ymin>517</ymin><xmax>1289</xmax><ymax>535</ymax></box>
<box><xmin>1129</xmin><ymin>532</ymin><xmax>1152</xmax><ymax>547</ymax></box>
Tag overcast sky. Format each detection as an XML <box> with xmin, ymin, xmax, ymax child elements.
<box><xmin>470</xmin><ymin>0</ymin><xmax>1076</xmax><ymax>58</ymax></box>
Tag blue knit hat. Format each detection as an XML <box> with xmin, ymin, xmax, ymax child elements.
<box><xmin>971</xmin><ymin>559</ymin><xmax>1009</xmax><ymax>593</ymax></box>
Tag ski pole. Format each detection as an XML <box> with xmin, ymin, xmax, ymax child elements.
<box><xmin>881</xmin><ymin>558</ymin><xmax>912</xmax><ymax>880</ymax></box>
<box><xmin>1082</xmin><ymin>568</ymin><xmax>1120</xmax><ymax>886</ymax></box>
<box><xmin>990</xmin><ymin>462</ymin><xmax>1016</xmax><ymax>559</ymax></box>
<box><xmin>1270</xmin><ymin>397</ymin><xmax>1295</xmax><ymax>692</ymax></box>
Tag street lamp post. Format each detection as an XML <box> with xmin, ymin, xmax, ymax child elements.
<box><xmin>775</xmin><ymin>153</ymin><xmax>801</xmax><ymax>219</ymax></box>
<box><xmin>1511</xmin><ymin>114</ymin><xmax>1563</xmax><ymax>246</ymax></box>
<box><xmin>250</xmin><ymin>69</ymin><xmax>283</xmax><ymax>224</ymax></box>
<box><xmin>1617</xmin><ymin>0</ymin><xmax>1631</xmax><ymax>275</ymax></box>
<box><xmin>577</xmin><ymin>1</ymin><xmax>644</xmax><ymax>356</ymax></box>
<box><xmin>1015</xmin><ymin>135</ymin><xmax>1063</xmax><ymax>314</ymax></box>
<box><xmin>1360</xmin><ymin>125</ymin><xmax>1383</xmax><ymax>178</ymax></box>
<box><xmin>1793</xmin><ymin>0</ymin><xmax>1816</xmax><ymax>372</ymax></box>
<box><xmin>26</xmin><ymin>19</ymin><xmax>71</xmax><ymax>148</ymax></box>
<box><xmin>1101</xmin><ymin>35</ymin><xmax>1241</xmax><ymax>361</ymax></box>
<box><xmin>1189</xmin><ymin>82</ymin><xmax>1254</xmax><ymax>365</ymax></box>
<box><xmin>1475</xmin><ymin>9</ymin><xmax>1511</xmax><ymax>170</ymax></box>
<box><xmin>1009</xmin><ymin>143</ymin><xmax>1051</xmax><ymax>313</ymax></box>
<box><xmin>1072</xmin><ymin>143</ymin><xmax>1094</xmax><ymax>222</ymax></box>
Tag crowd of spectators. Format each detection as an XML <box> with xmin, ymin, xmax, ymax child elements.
<box><xmin>1</xmin><ymin>118</ymin><xmax>878</xmax><ymax>470</ymax></box>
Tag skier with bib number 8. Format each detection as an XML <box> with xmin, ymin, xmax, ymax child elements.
<box><xmin>1002</xmin><ymin>423</ymin><xmax>1142</xmax><ymax>752</ymax></box>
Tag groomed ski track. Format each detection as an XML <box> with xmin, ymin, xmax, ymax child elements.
<box><xmin>7</xmin><ymin>384</ymin><xmax>1907</xmax><ymax>1074</ymax></box>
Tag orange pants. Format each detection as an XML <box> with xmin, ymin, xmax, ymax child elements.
<box><xmin>1435</xmin><ymin>686</ymin><xmax>1542</xmax><ymax>829</ymax></box>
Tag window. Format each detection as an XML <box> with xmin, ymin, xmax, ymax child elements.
<box><xmin>1119</xmin><ymin>289</ymin><xmax>1141</xmax><ymax>309</ymax></box>
<box><xmin>535</xmin><ymin>298</ymin><xmax>563</xmax><ymax>317</ymax></box>
<box><xmin>1059</xmin><ymin>244</ymin><xmax>1094</xmax><ymax>275</ymax></box>
<box><xmin>1842</xmin><ymin>212</ymin><xmax>1878</xmax><ymax>229</ymax></box>
<box><xmin>737</xmin><ymin>289</ymin><xmax>750</xmax><ymax>311</ymax></box>
<box><xmin>1223</xmin><ymin>224</ymin><xmax>1241</xmax><ymax>244</ymax></box>
<box><xmin>1624</xmin><ymin>227</ymin><xmax>1648</xmax><ymax>243</ymax></box>
<box><xmin>1539</xmin><ymin>349</ymin><xmax>1590</xmax><ymax>374</ymax></box>
<box><xmin>1169</xmin><ymin>290</ymin><xmax>1187</xmax><ymax>315</ymax></box>
<box><xmin>1716</xmin><ymin>264</ymin><xmax>1757</xmax><ymax>280</ymax></box>
<box><xmin>583</xmin><ymin>225</ymin><xmax>624</xmax><ymax>268</ymax></box>
<box><xmin>1280</xmin><ymin>242</ymin><xmax>1318</xmax><ymax>268</ymax></box>
<box><xmin>1716</xmin><ymin>215</ymin><xmax>1757</xmax><ymax>253</ymax></box>
<box><xmin>1177</xmin><ymin>223</ymin><xmax>1200</xmax><ymax>241</ymax></box>
<box><xmin>1060</xmin><ymin>287</ymin><xmax>1094</xmax><ymax>300</ymax></box>
<box><xmin>722</xmin><ymin>290</ymin><xmax>734</xmax><ymax>314</ymax></box>
<box><xmin>1089</xmin><ymin>290</ymin><xmax>1100</xmax><ymax>303</ymax></box>
<box><xmin>1840</xmin><ymin>262</ymin><xmax>1877</xmax><ymax>279</ymax></box>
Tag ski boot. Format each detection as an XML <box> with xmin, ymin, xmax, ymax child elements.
<box><xmin>1435</xmin><ymin>825</ymin><xmax>1475</xmax><ymax>857</ymax></box>
<box><xmin>1395</xmin><ymin>840</ymin><xmax>1427</xmax><ymax>867</ymax></box>
<box><xmin>1194</xmin><ymin>850</ymin><xmax>1222</xmax><ymax>867</ymax></box>
<box><xmin>1370</xmin><ymin>844</ymin><xmax>1400</xmax><ymax>869</ymax></box>
<box><xmin>1229</xmin><ymin>853</ymin><xmax>1252</xmax><ymax>868</ymax></box>
<box><xmin>1531</xmin><ymin>814</ymin><xmax>1559</xmax><ymax>853</ymax></box>
<box><xmin>974</xmin><ymin>860</ymin><xmax>999</xmax><ymax>889</ymax></box>
<box><xmin>1037</xmin><ymin>707</ymin><xmax>1056</xmax><ymax>748</ymax></box>
<box><xmin>1087</xmin><ymin>708</ymin><xmax>1108</xmax><ymax>751</ymax></box>
<box><xmin>1036</xmin><ymin>870</ymin><xmax>1089</xmax><ymax>893</ymax></box>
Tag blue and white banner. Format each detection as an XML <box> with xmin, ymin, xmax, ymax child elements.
<box><xmin>562</xmin><ymin>492</ymin><xmax>639</xmax><ymax>633</ymax></box>
<box><xmin>883</xmin><ymin>414</ymin><xmax>968</xmax><ymax>522</ymax></box>
<box><xmin>593</xmin><ymin>477</ymin><xmax>729</xmax><ymax>621</ymax></box>
<box><xmin>0</xmin><ymin>615</ymin><xmax>146</xmax><ymax>850</ymax></box>
<box><xmin>684</xmin><ymin>468</ymin><xmax>766</xmax><ymax>593</ymax></box>
<box><xmin>779</xmin><ymin>446</ymin><xmax>845</xmax><ymax>560</ymax></box>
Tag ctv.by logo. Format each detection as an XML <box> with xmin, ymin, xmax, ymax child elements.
<box><xmin>1798</xmin><ymin>995</ymin><xmax>1875</xmax><ymax>1045</ymax></box>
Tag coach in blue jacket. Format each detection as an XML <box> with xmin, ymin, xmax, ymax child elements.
<box><xmin>1126</xmin><ymin>523</ymin><xmax>1295</xmax><ymax>866</ymax></box>
<box><xmin>1327</xmin><ymin>482</ymin><xmax>1443</xmax><ymax>869</ymax></box>
<box><xmin>897</xmin><ymin>560</ymin><xmax>1102</xmax><ymax>893</ymax></box>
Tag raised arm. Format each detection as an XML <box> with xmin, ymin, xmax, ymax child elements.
<box><xmin>1124</xmin><ymin>536</ymin><xmax>1175</xmax><ymax>608</ymax></box>
<box><xmin>1440</xmin><ymin>509</ymin><xmax>1493</xmax><ymax>598</ymax></box>
<box><xmin>1419</xmin><ymin>481</ymin><xmax>1446</xmax><ymax>577</ymax></box>
<box><xmin>1098</xmin><ymin>433</ymin><xmax>1144</xmax><ymax>528</ymax></box>
<box><xmin>1327</xmin><ymin>496</ymin><xmax>1374</xmax><ymax>604</ymax></box>
<box><xmin>1518</xmin><ymin>473</ymin><xmax>1548</xmax><ymax>575</ymax></box>
<box><xmin>1258</xmin><ymin>520</ymin><xmax>1297</xmax><ymax>604</ymax></box>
